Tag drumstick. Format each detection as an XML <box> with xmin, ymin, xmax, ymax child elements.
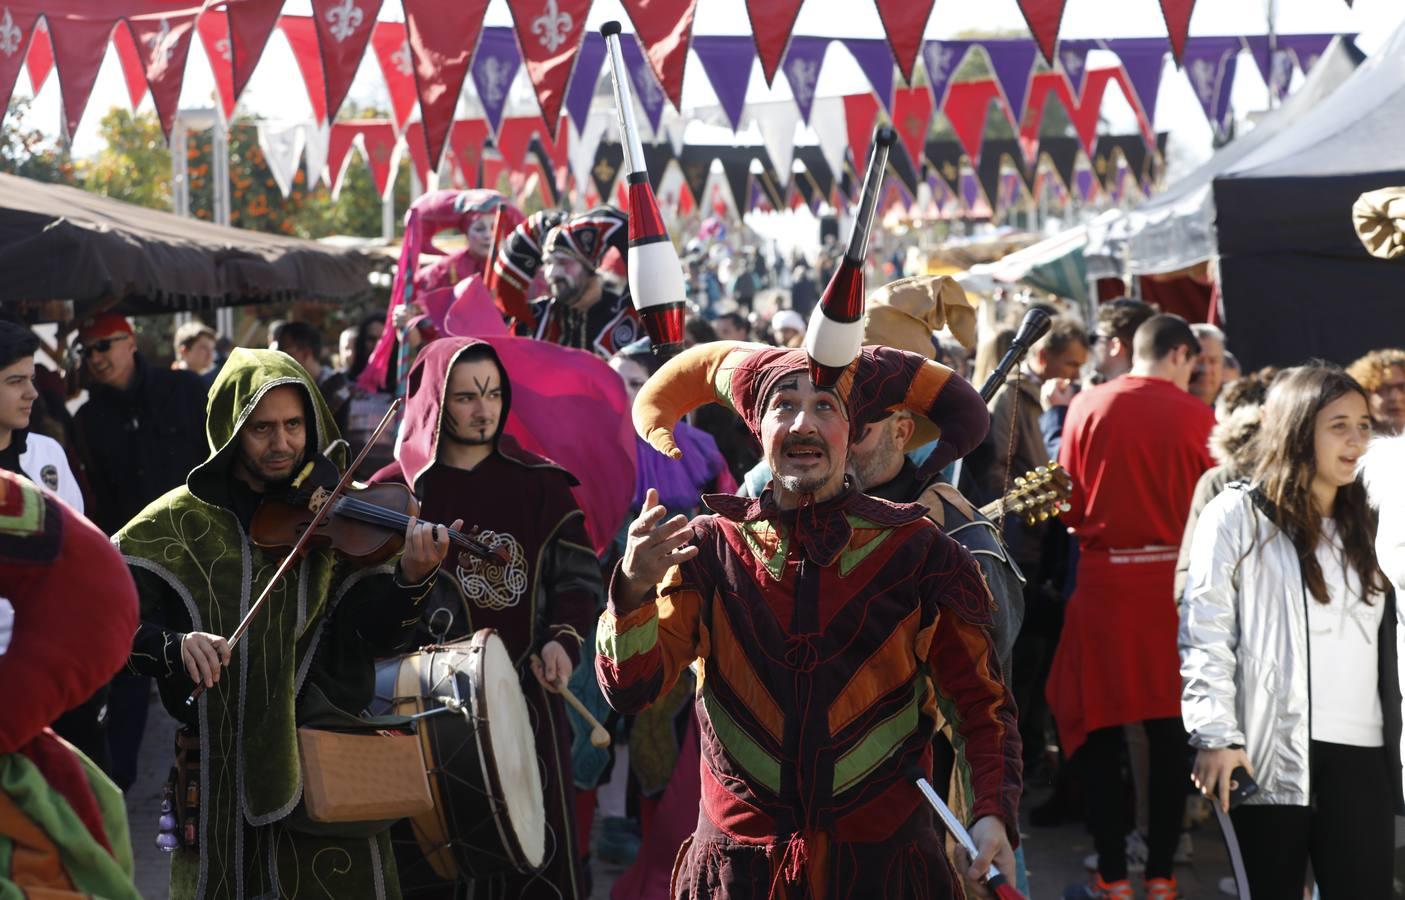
<box><xmin>532</xmin><ymin>655</ymin><xmax>610</xmax><ymax>748</ymax></box>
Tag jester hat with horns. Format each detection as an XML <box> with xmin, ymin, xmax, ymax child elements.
<box><xmin>633</xmin><ymin>340</ymin><xmax>989</xmax><ymax>480</ymax></box>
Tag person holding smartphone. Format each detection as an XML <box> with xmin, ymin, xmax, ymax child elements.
<box><xmin>1180</xmin><ymin>364</ymin><xmax>1403</xmax><ymax>899</ymax></box>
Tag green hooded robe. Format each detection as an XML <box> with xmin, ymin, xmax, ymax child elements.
<box><xmin>118</xmin><ymin>349</ymin><xmax>429</xmax><ymax>900</ymax></box>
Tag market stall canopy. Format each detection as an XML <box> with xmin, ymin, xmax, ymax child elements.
<box><xmin>1087</xmin><ymin>36</ymin><xmax>1363</xmax><ymax>276</ymax></box>
<box><xmin>0</xmin><ymin>172</ymin><xmax>377</xmax><ymax>318</ymax></box>
<box><xmin>961</xmin><ymin>210</ymin><xmax>1125</xmax><ymax>305</ymax></box>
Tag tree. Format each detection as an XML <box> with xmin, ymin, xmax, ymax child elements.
<box><xmin>83</xmin><ymin>108</ymin><xmax>172</xmax><ymax>208</ymax></box>
<box><xmin>0</xmin><ymin>97</ymin><xmax>76</xmax><ymax>184</ymax></box>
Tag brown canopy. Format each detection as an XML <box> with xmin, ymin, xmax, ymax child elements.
<box><xmin>0</xmin><ymin>172</ymin><xmax>379</xmax><ymax>318</ymax></box>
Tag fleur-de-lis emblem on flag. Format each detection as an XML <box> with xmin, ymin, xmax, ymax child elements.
<box><xmin>1190</xmin><ymin>58</ymin><xmax>1215</xmax><ymax>103</ymax></box>
<box><xmin>0</xmin><ymin>10</ymin><xmax>22</xmax><ymax>57</ymax></box>
<box><xmin>391</xmin><ymin>39</ymin><xmax>413</xmax><ymax>76</ymax></box>
<box><xmin>926</xmin><ymin>44</ymin><xmax>954</xmax><ymax>79</ymax></box>
<box><xmin>532</xmin><ymin>0</ymin><xmax>572</xmax><ymax>53</ymax></box>
<box><xmin>214</xmin><ymin>37</ymin><xmax>232</xmax><ymax>61</ymax></box>
<box><xmin>326</xmin><ymin>0</ymin><xmax>363</xmax><ymax>43</ymax></box>
<box><xmin>787</xmin><ymin>58</ymin><xmax>818</xmax><ymax>107</ymax></box>
<box><xmin>144</xmin><ymin>17</ymin><xmax>175</xmax><ymax>66</ymax></box>
<box><xmin>594</xmin><ymin>159</ymin><xmax>616</xmax><ymax>184</ymax></box>
<box><xmin>484</xmin><ymin>57</ymin><xmax>509</xmax><ymax>104</ymax></box>
<box><xmin>1060</xmin><ymin>49</ymin><xmax>1083</xmax><ymax>78</ymax></box>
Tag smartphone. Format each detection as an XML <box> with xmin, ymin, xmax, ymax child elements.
<box><xmin>1227</xmin><ymin>766</ymin><xmax>1259</xmax><ymax>809</ymax></box>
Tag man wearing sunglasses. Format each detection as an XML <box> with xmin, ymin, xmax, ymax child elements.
<box><xmin>70</xmin><ymin>311</ymin><xmax>208</xmax><ymax>791</ymax></box>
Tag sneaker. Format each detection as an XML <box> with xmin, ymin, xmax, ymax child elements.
<box><xmin>1083</xmin><ymin>831</ymin><xmax>1148</xmax><ymax>873</ymax></box>
<box><xmin>1174</xmin><ymin>831</ymin><xmax>1193</xmax><ymax>864</ymax></box>
<box><xmin>1146</xmin><ymin>876</ymin><xmax>1180</xmax><ymax>900</ymax></box>
<box><xmin>1063</xmin><ymin>876</ymin><xmax>1134</xmax><ymax>899</ymax></box>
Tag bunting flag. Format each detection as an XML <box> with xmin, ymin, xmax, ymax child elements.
<box><xmin>981</xmin><ymin>40</ymin><xmax>1040</xmax><ymax>125</ymax></box>
<box><xmin>620</xmin><ymin>0</ymin><xmax>698</xmax><ymax>111</ymax></box>
<box><xmin>591</xmin><ymin>138</ymin><xmax>624</xmax><ymax>200</ymax></box>
<box><xmin>844</xmin><ymin>38</ymin><xmax>896</xmax><ymax>113</ymax></box>
<box><xmin>810</xmin><ymin>96</ymin><xmax>848</xmax><ymax>195</ymax></box>
<box><xmin>328</xmin><ymin>120</ymin><xmax>398</xmax><ymax>199</ymax></box>
<box><xmin>642</xmin><ymin>141</ymin><xmax>675</xmax><ymax>192</ymax></box>
<box><xmin>924</xmin><ymin>140</ymin><xmax>963</xmax><ymax>198</ymax></box>
<box><xmin>1159</xmin><ymin>0</ymin><xmax>1196</xmax><ymax>64</ymax></box>
<box><xmin>886</xmin><ymin>134</ymin><xmax>919</xmax><ymax>195</ymax></box>
<box><xmin>1017</xmin><ymin>0</ymin><xmax>1068</xmax><ymax>64</ymax></box>
<box><xmin>1098</xmin><ymin>133</ymin><xmax>1150</xmax><ymax>185</ymax></box>
<box><xmin>401</xmin><ymin>120</ymin><xmax>434</xmax><ymax>185</ymax></box>
<box><xmin>49</xmin><ymin>14</ymin><xmax>118</xmax><ymax>138</ymax></box>
<box><xmin>1040</xmin><ymin>135</ymin><xmax>1080</xmax><ymax>194</ymax></box>
<box><xmin>1018</xmin><ymin>70</ymin><xmax>1076</xmax><ymax>162</ymax></box>
<box><xmin>506</xmin><ymin>0</ymin><xmax>590</xmax><ymax>136</ymax></box>
<box><xmin>471</xmin><ymin>26</ymin><xmax>522</xmax><ymax>138</ymax></box>
<box><xmin>794</xmin><ymin>144</ymin><xmax>834</xmax><ymax>198</ymax></box>
<box><xmin>564</xmin><ymin>32</ymin><xmax>606</xmax><ymax>131</ymax></box>
<box><xmin>1074</xmin><ymin>165</ymin><xmax>1097</xmax><ymax>203</ymax></box>
<box><xmin>256</xmin><ymin>121</ymin><xmax>307</xmax><ymax>197</ymax></box>
<box><xmin>0</xmin><ymin>9</ymin><xmax>39</xmax><ymax>130</ymax></box>
<box><xmin>755</xmin><ymin>101</ymin><xmax>800</xmax><ymax>190</ymax></box>
<box><xmin>112</xmin><ymin>23</ymin><xmax>149</xmax><ymax>112</ymax></box>
<box><xmin>841</xmin><ymin>91</ymin><xmax>879</xmax><ymax>186</ymax></box>
<box><xmin>304</xmin><ymin>119</ymin><xmax>330</xmax><ymax>186</ymax></box>
<box><xmin>1182</xmin><ymin>36</ymin><xmax>1239</xmax><ymax>136</ymax></box>
<box><xmin>1055</xmin><ymin>38</ymin><xmax>1096</xmax><ymax>97</ymax></box>
<box><xmin>24</xmin><ymin>19</ymin><xmax>52</xmax><ymax>95</ymax></box>
<box><xmin>326</xmin><ymin>119</ymin><xmax>359</xmax><ymax>198</ymax></box>
<box><xmin>716</xmin><ymin>146</ymin><xmax>753</xmax><ymax>214</ymax></box>
<box><xmin>127</xmin><ymin>12</ymin><xmax>198</xmax><ymax>139</ymax></box>
<box><xmin>960</xmin><ymin>168</ymin><xmax>985</xmax><ymax>215</ymax></box>
<box><xmin>281</xmin><ymin>16</ymin><xmax>329</xmax><ymax>123</ymax></box>
<box><xmin>745</xmin><ymin>0</ymin><xmax>803</xmax><ymax>86</ymax></box>
<box><xmin>1281</xmin><ymin>33</ymin><xmax>1335</xmax><ymax>73</ymax></box>
<box><xmin>875</xmin><ymin>0</ymin><xmax>934</xmax><ymax>84</ymax></box>
<box><xmin>678</xmin><ymin>146</ymin><xmax>712</xmax><ymax>203</ymax></box>
<box><xmin>404</xmin><ymin>0</ymin><xmax>488</xmax><ymax>170</ymax></box>
<box><xmin>891</xmin><ymin>86</ymin><xmax>933</xmax><ymax>175</ymax></box>
<box><xmin>449</xmin><ymin>118</ymin><xmax>490</xmax><ymax>186</ymax></box>
<box><xmin>309</xmin><ymin>0</ymin><xmax>382</xmax><ymax>124</ymax></box>
<box><xmin>196</xmin><ymin>11</ymin><xmax>236</xmax><ymax>120</ymax></box>
<box><xmin>569</xmin><ymin>113</ymin><xmax>607</xmax><ymax>198</ymax></box>
<box><xmin>226</xmin><ymin>0</ymin><xmax>284</xmax><ymax>108</ymax></box>
<box><xmin>922</xmin><ymin>40</ymin><xmax>972</xmax><ymax>111</ymax></box>
<box><xmin>694</xmin><ymin>35</ymin><xmax>753</xmax><ymax>132</ymax></box>
<box><xmin>620</xmin><ymin>31</ymin><xmax>668</xmax><ymax>136</ymax></box>
<box><xmin>1110</xmin><ymin>38</ymin><xmax>1165</xmax><ymax>134</ymax></box>
<box><xmin>945</xmin><ymin>78</ymin><xmax>1002</xmax><ymax>163</ymax></box>
<box><xmin>782</xmin><ymin>36</ymin><xmax>827</xmax><ymax>124</ymax></box>
<box><xmin>369</xmin><ymin>20</ymin><xmax>418</xmax><ymax>132</ymax></box>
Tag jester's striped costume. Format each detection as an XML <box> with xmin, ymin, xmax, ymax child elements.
<box><xmin>596</xmin><ymin>342</ymin><xmax>1022</xmax><ymax>899</ymax></box>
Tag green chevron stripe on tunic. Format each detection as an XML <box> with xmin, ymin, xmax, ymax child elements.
<box><xmin>832</xmin><ymin>680</ymin><xmax>924</xmax><ymax>795</ymax></box>
<box><xmin>701</xmin><ymin>684</ymin><xmax>782</xmax><ymax>795</ymax></box>
<box><xmin>596</xmin><ymin>607</ymin><xmax>659</xmax><ymax>664</ymax></box>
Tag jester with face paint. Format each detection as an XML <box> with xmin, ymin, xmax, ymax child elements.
<box><xmin>598</xmin><ymin>341</ymin><xmax>1023</xmax><ymax>899</ymax></box>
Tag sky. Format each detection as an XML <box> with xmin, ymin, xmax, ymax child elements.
<box><xmin>12</xmin><ymin>0</ymin><xmax>1405</xmax><ymax>177</ymax></box>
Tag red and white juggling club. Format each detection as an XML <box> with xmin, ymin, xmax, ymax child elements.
<box><xmin>804</xmin><ymin>125</ymin><xmax>895</xmax><ymax>387</ymax></box>
<box><xmin>601</xmin><ymin>20</ymin><xmax>688</xmax><ymax>360</ymax></box>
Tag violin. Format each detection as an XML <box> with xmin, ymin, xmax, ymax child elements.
<box><xmin>250</xmin><ymin>453</ymin><xmax>507</xmax><ymax>567</ymax></box>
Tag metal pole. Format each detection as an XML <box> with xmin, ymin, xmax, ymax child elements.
<box><xmin>212</xmin><ymin>116</ymin><xmax>230</xmax><ymax>228</ymax></box>
<box><xmin>1267</xmin><ymin>0</ymin><xmax>1279</xmax><ymax>109</ymax></box>
<box><xmin>382</xmin><ymin>186</ymin><xmax>395</xmax><ymax>242</ymax></box>
<box><xmin>171</xmin><ymin>117</ymin><xmax>190</xmax><ymax>218</ymax></box>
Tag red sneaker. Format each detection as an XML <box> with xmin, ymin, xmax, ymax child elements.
<box><xmin>1062</xmin><ymin>876</ymin><xmax>1134</xmax><ymax>899</ymax></box>
<box><xmin>1146</xmin><ymin>876</ymin><xmax>1180</xmax><ymax>900</ymax></box>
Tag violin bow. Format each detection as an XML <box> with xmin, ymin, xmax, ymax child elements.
<box><xmin>185</xmin><ymin>398</ymin><xmax>404</xmax><ymax>707</ymax></box>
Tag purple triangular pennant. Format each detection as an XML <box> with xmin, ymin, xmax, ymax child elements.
<box><xmin>1108</xmin><ymin>38</ymin><xmax>1167</xmax><ymax>128</ymax></box>
<box><xmin>695</xmin><ymin>35</ymin><xmax>755</xmax><ymax>132</ymax></box>
<box><xmin>1075</xmin><ymin>167</ymin><xmax>1095</xmax><ymax>203</ymax></box>
<box><xmin>1182</xmin><ymin>36</ymin><xmax>1241</xmax><ymax>137</ymax></box>
<box><xmin>1243</xmin><ymin>36</ymin><xmax>1295</xmax><ymax>102</ymax></box>
<box><xmin>843</xmin><ymin>38</ymin><xmax>896</xmax><ymax>114</ymax></box>
<box><xmin>783</xmin><ymin>36</ymin><xmax>830</xmax><ymax>125</ymax></box>
<box><xmin>565</xmin><ymin>32</ymin><xmax>607</xmax><ymax>133</ymax></box>
<box><xmin>980</xmin><ymin>39</ymin><xmax>1039</xmax><ymax>124</ymax></box>
<box><xmin>1280</xmin><ymin>33</ymin><xmax>1338</xmax><ymax>75</ymax></box>
<box><xmin>620</xmin><ymin>31</ymin><xmax>668</xmax><ymax>136</ymax></box>
<box><xmin>1056</xmin><ymin>39</ymin><xmax>1098</xmax><ymax>98</ymax></box>
<box><xmin>961</xmin><ymin>170</ymin><xmax>981</xmax><ymax>210</ymax></box>
<box><xmin>472</xmin><ymin>27</ymin><xmax>521</xmax><ymax>137</ymax></box>
<box><xmin>922</xmin><ymin>40</ymin><xmax>972</xmax><ymax>111</ymax></box>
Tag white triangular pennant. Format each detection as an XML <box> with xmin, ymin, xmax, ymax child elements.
<box><xmin>257</xmin><ymin>121</ymin><xmax>307</xmax><ymax>199</ymax></box>
<box><xmin>303</xmin><ymin>120</ymin><xmax>331</xmax><ymax>189</ymax></box>
<box><xmin>569</xmin><ymin>113</ymin><xmax>609</xmax><ymax>200</ymax></box>
<box><xmin>811</xmin><ymin>96</ymin><xmax>848</xmax><ymax>195</ymax></box>
<box><xmin>754</xmin><ymin>102</ymin><xmax>800</xmax><ymax>190</ymax></box>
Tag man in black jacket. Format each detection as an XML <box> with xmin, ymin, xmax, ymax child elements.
<box><xmin>71</xmin><ymin>311</ymin><xmax>209</xmax><ymax>789</ymax></box>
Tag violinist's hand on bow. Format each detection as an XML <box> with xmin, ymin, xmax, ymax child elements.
<box><xmin>181</xmin><ymin>632</ymin><xmax>231</xmax><ymax>689</ymax></box>
<box><xmin>400</xmin><ymin>516</ymin><xmax>463</xmax><ymax>584</ymax></box>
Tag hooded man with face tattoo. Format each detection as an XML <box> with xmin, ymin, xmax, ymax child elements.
<box><xmin>370</xmin><ymin>337</ymin><xmax>603</xmax><ymax>899</ymax></box>
<box><xmin>524</xmin><ymin>207</ymin><xmax>643</xmax><ymax>358</ymax></box>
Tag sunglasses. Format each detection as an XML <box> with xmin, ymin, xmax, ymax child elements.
<box><xmin>80</xmin><ymin>334</ymin><xmax>130</xmax><ymax>357</ymax></box>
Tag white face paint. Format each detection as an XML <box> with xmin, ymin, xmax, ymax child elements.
<box><xmin>0</xmin><ymin>597</ymin><xmax>12</xmax><ymax>657</ymax></box>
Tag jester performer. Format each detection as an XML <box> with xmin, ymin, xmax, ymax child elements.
<box><xmin>370</xmin><ymin>337</ymin><xmax>606</xmax><ymax>899</ymax></box>
<box><xmin>598</xmin><ymin>341</ymin><xmax>1023</xmax><ymax>898</ymax></box>
<box><xmin>0</xmin><ymin>468</ymin><xmax>141</xmax><ymax>898</ymax></box>
<box><xmin>118</xmin><ymin>349</ymin><xmax>455</xmax><ymax>899</ymax></box>
<box><xmin>524</xmin><ymin>207</ymin><xmax>644</xmax><ymax>358</ymax></box>
<box><xmin>490</xmin><ymin>207</ymin><xmax>567</xmax><ymax>326</ymax></box>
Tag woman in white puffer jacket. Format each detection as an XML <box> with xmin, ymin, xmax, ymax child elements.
<box><xmin>1180</xmin><ymin>364</ymin><xmax>1402</xmax><ymax>900</ymax></box>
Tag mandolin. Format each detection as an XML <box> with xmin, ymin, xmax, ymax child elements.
<box><xmin>979</xmin><ymin>462</ymin><xmax>1073</xmax><ymax>527</ymax></box>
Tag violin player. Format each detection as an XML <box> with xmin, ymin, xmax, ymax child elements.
<box><xmin>118</xmin><ymin>348</ymin><xmax>456</xmax><ymax>900</ymax></box>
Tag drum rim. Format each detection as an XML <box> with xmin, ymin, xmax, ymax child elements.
<box><xmin>467</xmin><ymin>628</ymin><xmax>545</xmax><ymax>872</ymax></box>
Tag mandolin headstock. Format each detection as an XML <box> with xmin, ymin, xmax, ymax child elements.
<box><xmin>988</xmin><ymin>462</ymin><xmax>1073</xmax><ymax>526</ymax></box>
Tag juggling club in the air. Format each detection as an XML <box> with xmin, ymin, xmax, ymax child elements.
<box><xmin>804</xmin><ymin>125</ymin><xmax>895</xmax><ymax>388</ymax></box>
<box><xmin>601</xmin><ymin>20</ymin><xmax>688</xmax><ymax>361</ymax></box>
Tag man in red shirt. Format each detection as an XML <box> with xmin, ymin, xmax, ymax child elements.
<box><xmin>1050</xmin><ymin>315</ymin><xmax>1215</xmax><ymax>900</ymax></box>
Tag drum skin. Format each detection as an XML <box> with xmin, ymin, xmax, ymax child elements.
<box><xmin>373</xmin><ymin>629</ymin><xmax>546</xmax><ymax>884</ymax></box>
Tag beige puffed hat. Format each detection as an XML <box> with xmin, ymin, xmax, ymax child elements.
<box><xmin>1353</xmin><ymin>187</ymin><xmax>1405</xmax><ymax>260</ymax></box>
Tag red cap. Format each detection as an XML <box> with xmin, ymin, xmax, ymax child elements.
<box><xmin>76</xmin><ymin>312</ymin><xmax>133</xmax><ymax>345</ymax></box>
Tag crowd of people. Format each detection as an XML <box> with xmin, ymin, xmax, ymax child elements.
<box><xmin>2</xmin><ymin>185</ymin><xmax>1404</xmax><ymax>900</ymax></box>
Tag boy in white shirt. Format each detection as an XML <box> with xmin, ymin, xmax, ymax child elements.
<box><xmin>0</xmin><ymin>321</ymin><xmax>83</xmax><ymax>512</ymax></box>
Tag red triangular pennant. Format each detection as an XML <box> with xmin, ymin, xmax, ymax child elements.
<box><xmin>25</xmin><ymin>19</ymin><xmax>52</xmax><ymax>94</ymax></box>
<box><xmin>404</xmin><ymin>0</ymin><xmax>489</xmax><ymax>170</ymax></box>
<box><xmin>0</xmin><ymin>9</ymin><xmax>40</xmax><ymax>132</ymax></box>
<box><xmin>506</xmin><ymin>0</ymin><xmax>590</xmax><ymax>138</ymax></box>
<box><xmin>280</xmin><ymin>17</ymin><xmax>328</xmax><ymax>124</ymax></box>
<box><xmin>196</xmin><ymin>11</ymin><xmax>237</xmax><ymax>120</ymax></box>
<box><xmin>1016</xmin><ymin>0</ymin><xmax>1069</xmax><ymax>65</ymax></box>
<box><xmin>892</xmin><ymin>86</ymin><xmax>933</xmax><ymax>172</ymax></box>
<box><xmin>1018</xmin><ymin>70</ymin><xmax>1076</xmax><ymax>161</ymax></box>
<box><xmin>309</xmin><ymin>0</ymin><xmax>383</xmax><ymax>124</ymax></box>
<box><xmin>842</xmin><ymin>92</ymin><xmax>879</xmax><ymax>185</ymax></box>
<box><xmin>1159</xmin><ymin>0</ymin><xmax>1197</xmax><ymax>64</ymax></box>
<box><xmin>369</xmin><ymin>20</ymin><xmax>417</xmax><ymax>132</ymax></box>
<box><xmin>112</xmin><ymin>23</ymin><xmax>148</xmax><ymax>111</ymax></box>
<box><xmin>874</xmin><ymin>0</ymin><xmax>935</xmax><ymax>84</ymax></box>
<box><xmin>620</xmin><ymin>0</ymin><xmax>698</xmax><ymax>110</ymax></box>
<box><xmin>450</xmin><ymin>118</ymin><xmax>491</xmax><ymax>187</ymax></box>
<box><xmin>49</xmin><ymin>16</ymin><xmax>117</xmax><ymax>139</ymax></box>
<box><xmin>226</xmin><ymin>0</ymin><xmax>283</xmax><ymax>104</ymax></box>
<box><xmin>327</xmin><ymin>120</ymin><xmax>360</xmax><ymax>197</ymax></box>
<box><xmin>127</xmin><ymin>13</ymin><xmax>198</xmax><ymax>139</ymax></box>
<box><xmin>944</xmin><ymin>78</ymin><xmax>1002</xmax><ymax>162</ymax></box>
<box><xmin>401</xmin><ymin>122</ymin><xmax>432</xmax><ymax>186</ymax></box>
<box><xmin>745</xmin><ymin>0</ymin><xmax>803</xmax><ymax>86</ymax></box>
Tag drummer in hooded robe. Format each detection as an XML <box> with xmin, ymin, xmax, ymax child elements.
<box><xmin>370</xmin><ymin>337</ymin><xmax>601</xmax><ymax>899</ymax></box>
<box><xmin>118</xmin><ymin>349</ymin><xmax>455</xmax><ymax>900</ymax></box>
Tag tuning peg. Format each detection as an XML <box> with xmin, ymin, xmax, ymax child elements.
<box><xmin>1014</xmin><ymin>476</ymin><xmax>1027</xmax><ymax>488</ymax></box>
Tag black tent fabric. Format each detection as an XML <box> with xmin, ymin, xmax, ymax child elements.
<box><xmin>0</xmin><ymin>172</ymin><xmax>376</xmax><ymax>318</ymax></box>
<box><xmin>1213</xmin><ymin>170</ymin><xmax>1405</xmax><ymax>369</ymax></box>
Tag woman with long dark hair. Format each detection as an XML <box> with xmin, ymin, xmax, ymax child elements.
<box><xmin>1180</xmin><ymin>363</ymin><xmax>1403</xmax><ymax>899</ymax></box>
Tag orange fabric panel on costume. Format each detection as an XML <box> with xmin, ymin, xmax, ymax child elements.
<box><xmin>0</xmin><ymin>789</ymin><xmax>79</xmax><ymax>893</ymax></box>
<box><xmin>710</xmin><ymin>601</ymin><xmax>785</xmax><ymax>742</ymax></box>
<box><xmin>901</xmin><ymin>361</ymin><xmax>952</xmax><ymax>420</ymax></box>
<box><xmin>828</xmin><ymin>606</ymin><xmax>921</xmax><ymax>736</ymax></box>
